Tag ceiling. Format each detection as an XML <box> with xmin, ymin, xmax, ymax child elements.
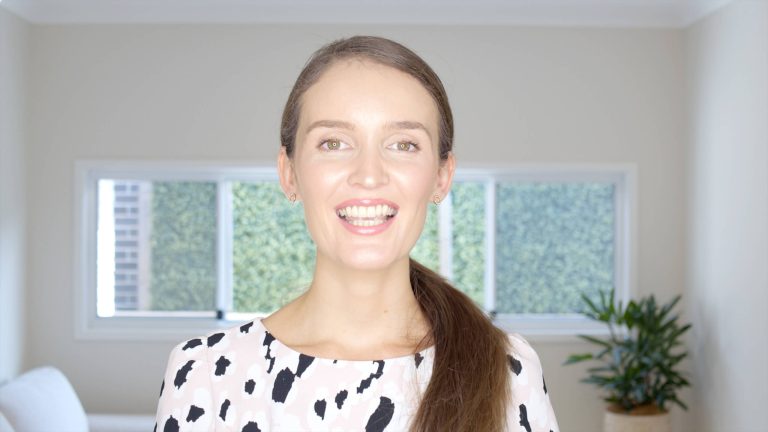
<box><xmin>0</xmin><ymin>0</ymin><xmax>735</xmax><ymax>27</ymax></box>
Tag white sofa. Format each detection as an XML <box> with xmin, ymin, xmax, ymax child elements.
<box><xmin>0</xmin><ymin>367</ymin><xmax>155</xmax><ymax>432</ymax></box>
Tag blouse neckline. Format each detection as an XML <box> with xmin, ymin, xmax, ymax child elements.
<box><xmin>255</xmin><ymin>318</ymin><xmax>434</xmax><ymax>364</ymax></box>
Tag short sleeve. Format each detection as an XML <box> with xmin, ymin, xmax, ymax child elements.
<box><xmin>506</xmin><ymin>333</ymin><xmax>560</xmax><ymax>432</ymax></box>
<box><xmin>155</xmin><ymin>337</ymin><xmax>216</xmax><ymax>432</ymax></box>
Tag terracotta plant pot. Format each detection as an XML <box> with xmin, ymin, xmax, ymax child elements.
<box><xmin>603</xmin><ymin>404</ymin><xmax>671</xmax><ymax>432</ymax></box>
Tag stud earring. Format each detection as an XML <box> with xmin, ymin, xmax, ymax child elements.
<box><xmin>289</xmin><ymin>193</ymin><xmax>297</xmax><ymax>204</ymax></box>
<box><xmin>433</xmin><ymin>194</ymin><xmax>441</xmax><ymax>205</ymax></box>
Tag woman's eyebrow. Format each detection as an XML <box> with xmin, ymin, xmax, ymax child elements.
<box><xmin>385</xmin><ymin>121</ymin><xmax>432</xmax><ymax>140</ymax></box>
<box><xmin>305</xmin><ymin>119</ymin><xmax>432</xmax><ymax>140</ymax></box>
<box><xmin>305</xmin><ymin>119</ymin><xmax>355</xmax><ymax>134</ymax></box>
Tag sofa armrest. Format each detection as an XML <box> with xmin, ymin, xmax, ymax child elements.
<box><xmin>0</xmin><ymin>367</ymin><xmax>88</xmax><ymax>432</ymax></box>
<box><xmin>87</xmin><ymin>414</ymin><xmax>155</xmax><ymax>432</ymax></box>
<box><xmin>0</xmin><ymin>413</ymin><xmax>14</xmax><ymax>432</ymax></box>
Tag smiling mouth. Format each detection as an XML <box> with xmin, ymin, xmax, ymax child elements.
<box><xmin>336</xmin><ymin>204</ymin><xmax>398</xmax><ymax>227</ymax></box>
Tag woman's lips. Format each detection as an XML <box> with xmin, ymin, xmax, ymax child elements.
<box><xmin>338</xmin><ymin>213</ymin><xmax>396</xmax><ymax>235</ymax></box>
<box><xmin>335</xmin><ymin>199</ymin><xmax>398</xmax><ymax>235</ymax></box>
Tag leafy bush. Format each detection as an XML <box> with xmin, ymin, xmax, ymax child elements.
<box><xmin>410</xmin><ymin>201</ymin><xmax>439</xmax><ymax>271</ymax></box>
<box><xmin>145</xmin><ymin>180</ymin><xmax>618</xmax><ymax>316</ymax></box>
<box><xmin>232</xmin><ymin>182</ymin><xmax>315</xmax><ymax>312</ymax></box>
<box><xmin>496</xmin><ymin>183</ymin><xmax>614</xmax><ymax>314</ymax></box>
<box><xmin>150</xmin><ymin>182</ymin><xmax>217</xmax><ymax>311</ymax></box>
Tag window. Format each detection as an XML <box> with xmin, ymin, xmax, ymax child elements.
<box><xmin>76</xmin><ymin>162</ymin><xmax>635</xmax><ymax>340</ymax></box>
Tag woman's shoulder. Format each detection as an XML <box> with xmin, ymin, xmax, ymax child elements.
<box><xmin>156</xmin><ymin>321</ymin><xmax>268</xmax><ymax>430</ymax></box>
<box><xmin>504</xmin><ymin>333</ymin><xmax>560</xmax><ymax>432</ymax></box>
<box><xmin>505</xmin><ymin>332</ymin><xmax>548</xmax><ymax>393</ymax></box>
<box><xmin>169</xmin><ymin>319</ymin><xmax>265</xmax><ymax>355</ymax></box>
<box><xmin>158</xmin><ymin>320</ymin><xmax>267</xmax><ymax>403</ymax></box>
<box><xmin>505</xmin><ymin>333</ymin><xmax>545</xmax><ymax>377</ymax></box>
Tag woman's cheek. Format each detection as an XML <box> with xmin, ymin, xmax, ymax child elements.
<box><xmin>391</xmin><ymin>165</ymin><xmax>438</xmax><ymax>200</ymax></box>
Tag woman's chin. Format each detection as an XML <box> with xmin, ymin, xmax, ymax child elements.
<box><xmin>334</xmin><ymin>251</ymin><xmax>409</xmax><ymax>272</ymax></box>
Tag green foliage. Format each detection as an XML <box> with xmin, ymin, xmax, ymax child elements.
<box><xmin>408</xmin><ymin>183</ymin><xmax>487</xmax><ymax>307</ymax></box>
<box><xmin>451</xmin><ymin>183</ymin><xmax>486</xmax><ymax>305</ymax></box>
<box><xmin>495</xmin><ymin>183</ymin><xmax>614</xmax><ymax>313</ymax></box>
<box><xmin>410</xmin><ymin>202</ymin><xmax>439</xmax><ymax>270</ymax></box>
<box><xmin>150</xmin><ymin>182</ymin><xmax>217</xmax><ymax>311</ymax></box>
<box><xmin>232</xmin><ymin>182</ymin><xmax>315</xmax><ymax>313</ymax></box>
<box><xmin>564</xmin><ymin>291</ymin><xmax>692</xmax><ymax>412</ymax></box>
<box><xmin>145</xmin><ymin>180</ymin><xmax>618</xmax><ymax>316</ymax></box>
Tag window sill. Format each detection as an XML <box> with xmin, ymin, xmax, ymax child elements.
<box><xmin>74</xmin><ymin>313</ymin><xmax>608</xmax><ymax>343</ymax></box>
<box><xmin>74</xmin><ymin>315</ymin><xmax>251</xmax><ymax>342</ymax></box>
<box><xmin>495</xmin><ymin>314</ymin><xmax>610</xmax><ymax>343</ymax></box>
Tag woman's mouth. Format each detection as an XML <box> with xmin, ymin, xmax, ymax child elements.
<box><xmin>336</xmin><ymin>204</ymin><xmax>397</xmax><ymax>227</ymax></box>
<box><xmin>334</xmin><ymin>200</ymin><xmax>399</xmax><ymax>235</ymax></box>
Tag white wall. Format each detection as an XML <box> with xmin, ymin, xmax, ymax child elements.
<box><xmin>23</xmin><ymin>24</ymin><xmax>687</xmax><ymax>430</ymax></box>
<box><xmin>0</xmin><ymin>7</ymin><xmax>28</xmax><ymax>383</ymax></box>
<box><xmin>686</xmin><ymin>1</ymin><xmax>768</xmax><ymax>431</ymax></box>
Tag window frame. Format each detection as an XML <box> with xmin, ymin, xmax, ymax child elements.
<box><xmin>74</xmin><ymin>160</ymin><xmax>637</xmax><ymax>342</ymax></box>
<box><xmin>461</xmin><ymin>165</ymin><xmax>637</xmax><ymax>339</ymax></box>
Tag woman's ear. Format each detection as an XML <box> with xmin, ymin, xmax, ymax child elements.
<box><xmin>278</xmin><ymin>147</ymin><xmax>298</xmax><ymax>200</ymax></box>
<box><xmin>435</xmin><ymin>152</ymin><xmax>456</xmax><ymax>201</ymax></box>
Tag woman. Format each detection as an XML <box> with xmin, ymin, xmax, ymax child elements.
<box><xmin>156</xmin><ymin>36</ymin><xmax>559</xmax><ymax>432</ymax></box>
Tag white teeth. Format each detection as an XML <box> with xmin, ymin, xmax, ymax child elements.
<box><xmin>336</xmin><ymin>204</ymin><xmax>397</xmax><ymax>222</ymax></box>
<box><xmin>347</xmin><ymin>218</ymin><xmax>387</xmax><ymax>227</ymax></box>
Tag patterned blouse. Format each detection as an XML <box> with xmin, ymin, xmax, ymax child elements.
<box><xmin>155</xmin><ymin>319</ymin><xmax>559</xmax><ymax>431</ymax></box>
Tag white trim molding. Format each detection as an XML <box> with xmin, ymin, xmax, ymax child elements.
<box><xmin>1</xmin><ymin>0</ymin><xmax>736</xmax><ymax>28</ymax></box>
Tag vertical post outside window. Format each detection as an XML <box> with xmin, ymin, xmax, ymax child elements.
<box><xmin>438</xmin><ymin>191</ymin><xmax>453</xmax><ymax>281</ymax></box>
<box><xmin>483</xmin><ymin>179</ymin><xmax>496</xmax><ymax>316</ymax></box>
<box><xmin>216</xmin><ymin>181</ymin><xmax>234</xmax><ymax>318</ymax></box>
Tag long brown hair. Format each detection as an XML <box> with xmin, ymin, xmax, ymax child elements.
<box><xmin>280</xmin><ymin>35</ymin><xmax>511</xmax><ymax>432</ymax></box>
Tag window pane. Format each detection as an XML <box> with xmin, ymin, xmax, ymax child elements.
<box><xmin>451</xmin><ymin>182</ymin><xmax>486</xmax><ymax>306</ymax></box>
<box><xmin>495</xmin><ymin>183</ymin><xmax>615</xmax><ymax>314</ymax></box>
<box><xmin>232</xmin><ymin>182</ymin><xmax>315</xmax><ymax>313</ymax></box>
<box><xmin>410</xmin><ymin>203</ymin><xmax>439</xmax><ymax>271</ymax></box>
<box><xmin>151</xmin><ymin>182</ymin><xmax>217</xmax><ymax>311</ymax></box>
<box><xmin>96</xmin><ymin>180</ymin><xmax>217</xmax><ymax>316</ymax></box>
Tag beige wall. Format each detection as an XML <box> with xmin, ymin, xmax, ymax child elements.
<box><xmin>22</xmin><ymin>23</ymin><xmax>690</xmax><ymax>430</ymax></box>
<box><xmin>0</xmin><ymin>7</ymin><xmax>28</xmax><ymax>383</ymax></box>
<box><xmin>686</xmin><ymin>1</ymin><xmax>768</xmax><ymax>430</ymax></box>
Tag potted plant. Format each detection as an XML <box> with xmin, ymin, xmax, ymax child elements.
<box><xmin>565</xmin><ymin>291</ymin><xmax>691</xmax><ymax>432</ymax></box>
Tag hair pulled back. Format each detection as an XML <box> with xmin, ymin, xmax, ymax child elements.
<box><xmin>280</xmin><ymin>35</ymin><xmax>511</xmax><ymax>432</ymax></box>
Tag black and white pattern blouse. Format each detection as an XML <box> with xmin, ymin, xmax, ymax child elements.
<box><xmin>155</xmin><ymin>319</ymin><xmax>559</xmax><ymax>431</ymax></box>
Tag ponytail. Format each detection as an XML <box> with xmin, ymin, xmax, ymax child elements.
<box><xmin>409</xmin><ymin>258</ymin><xmax>511</xmax><ymax>432</ymax></box>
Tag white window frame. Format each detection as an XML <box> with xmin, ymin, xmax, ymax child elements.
<box><xmin>74</xmin><ymin>160</ymin><xmax>281</xmax><ymax>340</ymax></box>
<box><xmin>74</xmin><ymin>160</ymin><xmax>636</xmax><ymax>342</ymax></box>
<box><xmin>456</xmin><ymin>164</ymin><xmax>637</xmax><ymax>341</ymax></box>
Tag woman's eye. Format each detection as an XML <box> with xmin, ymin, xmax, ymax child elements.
<box><xmin>392</xmin><ymin>141</ymin><xmax>419</xmax><ymax>152</ymax></box>
<box><xmin>320</xmin><ymin>139</ymin><xmax>347</xmax><ymax>151</ymax></box>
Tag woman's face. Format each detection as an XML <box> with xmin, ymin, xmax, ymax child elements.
<box><xmin>279</xmin><ymin>59</ymin><xmax>454</xmax><ymax>271</ymax></box>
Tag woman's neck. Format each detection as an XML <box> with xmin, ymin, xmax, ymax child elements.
<box><xmin>262</xmin><ymin>254</ymin><xmax>430</xmax><ymax>360</ymax></box>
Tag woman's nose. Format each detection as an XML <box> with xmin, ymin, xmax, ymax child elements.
<box><xmin>348</xmin><ymin>147</ymin><xmax>389</xmax><ymax>188</ymax></box>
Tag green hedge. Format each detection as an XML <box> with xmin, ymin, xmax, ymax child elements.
<box><xmin>146</xmin><ymin>181</ymin><xmax>615</xmax><ymax>315</ymax></box>
<box><xmin>495</xmin><ymin>183</ymin><xmax>614</xmax><ymax>313</ymax></box>
<box><xmin>150</xmin><ymin>182</ymin><xmax>217</xmax><ymax>311</ymax></box>
<box><xmin>231</xmin><ymin>182</ymin><xmax>315</xmax><ymax>312</ymax></box>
